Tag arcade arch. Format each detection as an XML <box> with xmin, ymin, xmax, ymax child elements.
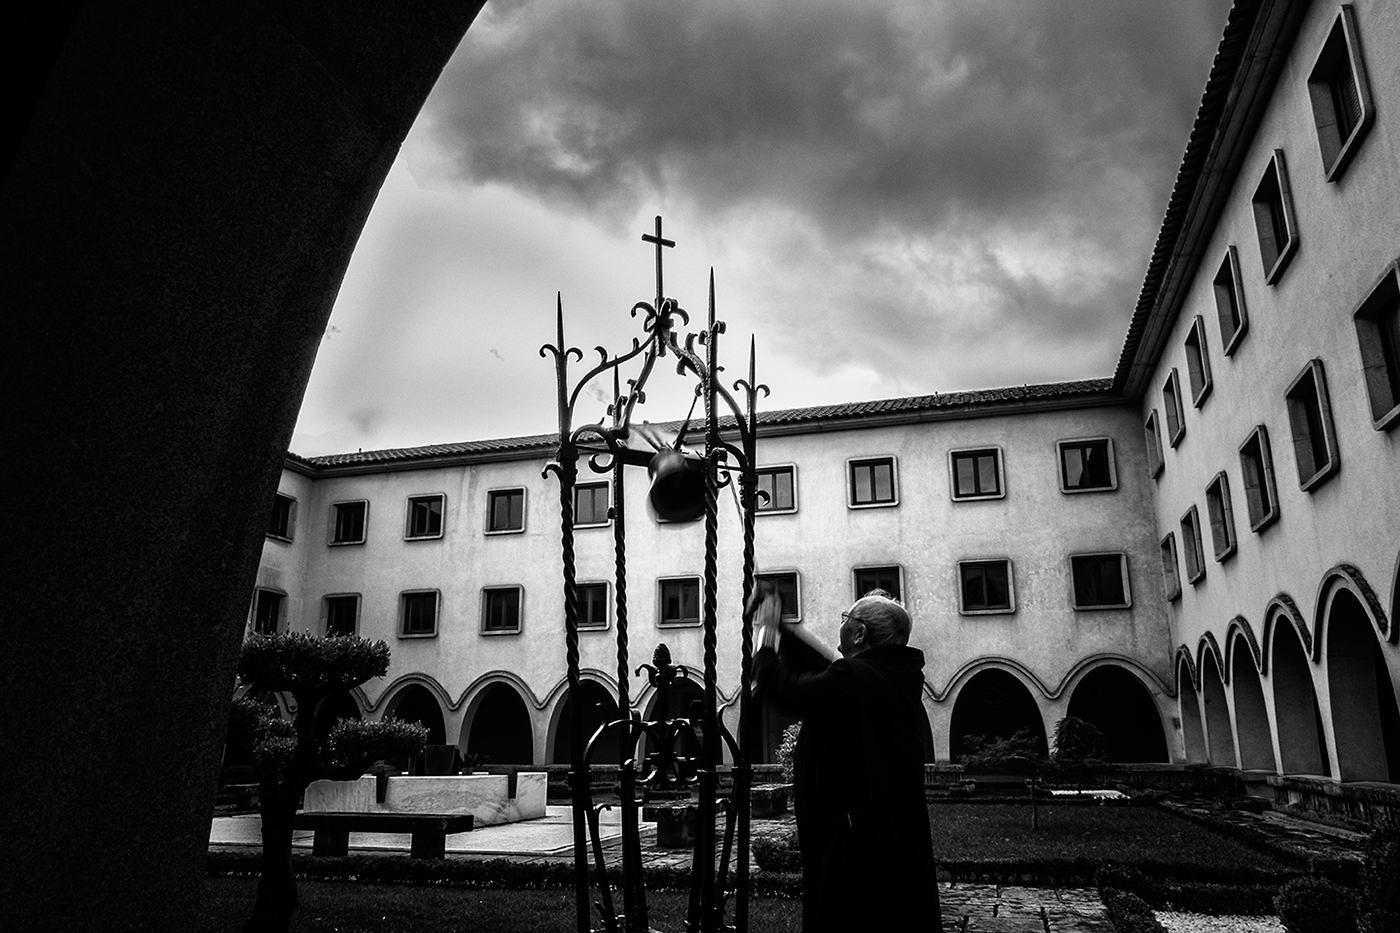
<box><xmin>1065</xmin><ymin>664</ymin><xmax>1168</xmax><ymax>762</ymax></box>
<box><xmin>1177</xmin><ymin>656</ymin><xmax>1207</xmax><ymax>763</ymax></box>
<box><xmin>383</xmin><ymin>683</ymin><xmax>447</xmax><ymax>746</ymax></box>
<box><xmin>1198</xmin><ymin>647</ymin><xmax>1235</xmax><ymax>767</ymax></box>
<box><xmin>1270</xmin><ymin>612</ymin><xmax>1329</xmax><ymax>776</ymax></box>
<box><xmin>312</xmin><ymin>691</ymin><xmax>362</xmax><ymax>747</ymax></box>
<box><xmin>1227</xmin><ymin>630</ymin><xmax>1275</xmax><ymax>771</ymax></box>
<box><xmin>949</xmin><ymin>668</ymin><xmax>1048</xmax><ymax>761</ymax></box>
<box><xmin>459</xmin><ymin>681</ymin><xmax>535</xmax><ymax>766</ymax></box>
<box><xmin>551</xmin><ymin>680</ymin><xmax>623</xmax><ymax>765</ymax></box>
<box><xmin>1322</xmin><ymin>587</ymin><xmax>1400</xmax><ymax>782</ymax></box>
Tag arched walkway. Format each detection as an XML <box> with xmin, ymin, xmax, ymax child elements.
<box><xmin>460</xmin><ymin>682</ymin><xmax>534</xmax><ymax>766</ymax></box>
<box><xmin>1065</xmin><ymin>665</ymin><xmax>1168</xmax><ymax>762</ymax></box>
<box><xmin>552</xmin><ymin>681</ymin><xmax>623</xmax><ymax>765</ymax></box>
<box><xmin>384</xmin><ymin>684</ymin><xmax>447</xmax><ymax>746</ymax></box>
<box><xmin>1199</xmin><ymin>649</ymin><xmax>1235</xmax><ymax>767</ymax></box>
<box><xmin>1271</xmin><ymin>617</ymin><xmax>1329</xmax><ymax>776</ymax></box>
<box><xmin>1324</xmin><ymin>589</ymin><xmax>1400</xmax><ymax>782</ymax></box>
<box><xmin>313</xmin><ymin>691</ymin><xmax>362</xmax><ymax>747</ymax></box>
<box><xmin>1178</xmin><ymin>659</ymin><xmax>1207</xmax><ymax>763</ymax></box>
<box><xmin>1229</xmin><ymin>636</ymin><xmax>1276</xmax><ymax>771</ymax></box>
<box><xmin>643</xmin><ymin>679</ymin><xmax>705</xmax><ymax>763</ymax></box>
<box><xmin>949</xmin><ymin>669</ymin><xmax>1048</xmax><ymax>761</ymax></box>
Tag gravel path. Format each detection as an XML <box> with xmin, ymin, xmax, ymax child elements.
<box><xmin>1156</xmin><ymin>911</ymin><xmax>1283</xmax><ymax>933</ymax></box>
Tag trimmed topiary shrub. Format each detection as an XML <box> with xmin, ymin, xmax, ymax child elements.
<box><xmin>1357</xmin><ymin>820</ymin><xmax>1400</xmax><ymax>933</ymax></box>
<box><xmin>1274</xmin><ymin>877</ymin><xmax>1358</xmax><ymax>933</ymax></box>
<box><xmin>1099</xmin><ymin>887</ymin><xmax>1166</xmax><ymax>933</ymax></box>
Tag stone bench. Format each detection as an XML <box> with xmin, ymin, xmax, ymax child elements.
<box><xmin>642</xmin><ymin>804</ymin><xmax>697</xmax><ymax>848</ymax></box>
<box><xmin>750</xmin><ymin>784</ymin><xmax>791</xmax><ymax>818</ymax></box>
<box><xmin>293</xmin><ymin>811</ymin><xmax>474</xmax><ymax>859</ymax></box>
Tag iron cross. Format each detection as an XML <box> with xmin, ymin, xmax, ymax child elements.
<box><xmin>641</xmin><ymin>214</ymin><xmax>675</xmax><ymax>304</ymax></box>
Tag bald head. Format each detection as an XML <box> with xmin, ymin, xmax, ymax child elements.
<box><xmin>853</xmin><ymin>590</ymin><xmax>912</xmax><ymax>647</ymax></box>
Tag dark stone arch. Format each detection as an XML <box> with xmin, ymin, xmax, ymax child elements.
<box><xmin>6</xmin><ymin>5</ymin><xmax>488</xmax><ymax>928</ymax></box>
<box><xmin>1325</xmin><ymin>589</ymin><xmax>1400</xmax><ymax>782</ymax></box>
<box><xmin>1177</xmin><ymin>658</ymin><xmax>1207</xmax><ymax>763</ymax></box>
<box><xmin>385</xmin><ymin>684</ymin><xmax>447</xmax><ymax>747</ymax></box>
<box><xmin>1199</xmin><ymin>649</ymin><xmax>1236</xmax><ymax>767</ymax></box>
<box><xmin>643</xmin><ymin>679</ymin><xmax>706</xmax><ymax>764</ymax></box>
<box><xmin>461</xmin><ymin>682</ymin><xmax>534</xmax><ymax>767</ymax></box>
<box><xmin>1228</xmin><ymin>635</ymin><xmax>1276</xmax><ymax>771</ymax></box>
<box><xmin>949</xmin><ymin>669</ymin><xmax>1048</xmax><ymax>761</ymax></box>
<box><xmin>313</xmin><ymin>691</ymin><xmax>362</xmax><ymax>747</ymax></box>
<box><xmin>552</xmin><ymin>681</ymin><xmax>623</xmax><ymax>765</ymax></box>
<box><xmin>1271</xmin><ymin>616</ymin><xmax>1329</xmax><ymax>776</ymax></box>
<box><xmin>1066</xmin><ymin>666</ymin><xmax>1168</xmax><ymax>763</ymax></box>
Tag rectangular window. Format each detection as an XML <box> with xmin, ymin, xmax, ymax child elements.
<box><xmin>324</xmin><ymin>594</ymin><xmax>360</xmax><ymax>637</ymax></box>
<box><xmin>487</xmin><ymin>488</ymin><xmax>525</xmax><ymax>533</ymax></box>
<box><xmin>1212</xmin><ymin>247</ymin><xmax>1249</xmax><ymax>356</ymax></box>
<box><xmin>659</xmin><ymin>577</ymin><xmax>701</xmax><ymax>627</ymax></box>
<box><xmin>1144</xmin><ymin>410</ymin><xmax>1165</xmax><ymax>478</ymax></box>
<box><xmin>1239</xmin><ymin>426</ymin><xmax>1280</xmax><ymax>532</ymax></box>
<box><xmin>573</xmin><ymin>482</ymin><xmax>610</xmax><ymax>527</ymax></box>
<box><xmin>331</xmin><ymin>500</ymin><xmax>367</xmax><ymax>545</ymax></box>
<box><xmin>1180</xmin><ymin>506</ymin><xmax>1206</xmax><ymax>584</ymax></box>
<box><xmin>1353</xmin><ymin>259</ymin><xmax>1400</xmax><ymax>430</ymax></box>
<box><xmin>854</xmin><ymin>566</ymin><xmax>901</xmax><ymax>601</ymax></box>
<box><xmin>1162</xmin><ymin>369</ymin><xmax>1185</xmax><ymax>447</ymax></box>
<box><xmin>949</xmin><ymin>448</ymin><xmax>1004</xmax><ymax>500</ymax></box>
<box><xmin>1184</xmin><ymin>316</ymin><xmax>1213</xmax><ymax>407</ymax></box>
<box><xmin>1160</xmin><ymin>534</ymin><xmax>1182</xmax><ymax>602</ymax></box>
<box><xmin>577</xmin><ymin>582</ymin><xmax>609</xmax><ymax>631</ymax></box>
<box><xmin>1251</xmin><ymin>150</ymin><xmax>1298</xmax><ymax>284</ymax></box>
<box><xmin>755</xmin><ymin>571</ymin><xmax>801</xmax><ymax>622</ymax></box>
<box><xmin>405</xmin><ymin>494</ymin><xmax>444</xmax><ymax>539</ymax></box>
<box><xmin>1285</xmin><ymin>359</ymin><xmax>1340</xmax><ymax>491</ymax></box>
<box><xmin>848</xmin><ymin>457</ymin><xmax>897</xmax><ymax>507</ymax></box>
<box><xmin>1307</xmin><ymin>5</ymin><xmax>1374</xmax><ymax>181</ymax></box>
<box><xmin>1205</xmin><ymin>473</ymin><xmax>1237</xmax><ymax>562</ymax></box>
<box><xmin>1058</xmin><ymin>438</ymin><xmax>1116</xmax><ymax>492</ymax></box>
<box><xmin>268</xmin><ymin>493</ymin><xmax>296</xmax><ymax>541</ymax></box>
<box><xmin>958</xmin><ymin>560</ymin><xmax>1014</xmax><ymax>614</ymax></box>
<box><xmin>1070</xmin><ymin>554</ymin><xmax>1130</xmax><ymax>610</ymax></box>
<box><xmin>755</xmin><ymin>466</ymin><xmax>796</xmax><ymax>513</ymax></box>
<box><xmin>482</xmin><ymin>587</ymin><xmax>522</xmax><ymax>634</ymax></box>
<box><xmin>400</xmin><ymin>590</ymin><xmax>439</xmax><ymax>637</ymax></box>
<box><xmin>252</xmin><ymin>589</ymin><xmax>285</xmax><ymax>634</ymax></box>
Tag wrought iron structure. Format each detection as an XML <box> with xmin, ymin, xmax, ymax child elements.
<box><xmin>541</xmin><ymin>217</ymin><xmax>768</xmax><ymax>933</ymax></box>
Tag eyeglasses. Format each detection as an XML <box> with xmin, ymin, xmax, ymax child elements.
<box><xmin>840</xmin><ymin>611</ymin><xmax>870</xmax><ymax>627</ymax></box>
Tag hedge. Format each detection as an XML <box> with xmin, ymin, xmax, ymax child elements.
<box><xmin>1099</xmin><ymin>888</ymin><xmax>1166</xmax><ymax>933</ymax></box>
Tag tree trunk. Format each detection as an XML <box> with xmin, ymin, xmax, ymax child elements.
<box><xmin>244</xmin><ymin>795</ymin><xmax>298</xmax><ymax>933</ymax></box>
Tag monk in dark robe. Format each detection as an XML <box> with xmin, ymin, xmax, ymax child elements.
<box><xmin>753</xmin><ymin>588</ymin><xmax>940</xmax><ymax>933</ymax></box>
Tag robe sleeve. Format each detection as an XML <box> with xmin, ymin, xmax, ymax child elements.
<box><xmin>754</xmin><ymin>642</ymin><xmax>853</xmax><ymax>717</ymax></box>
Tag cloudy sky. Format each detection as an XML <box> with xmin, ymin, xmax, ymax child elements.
<box><xmin>291</xmin><ymin>0</ymin><xmax>1233</xmax><ymax>457</ymax></box>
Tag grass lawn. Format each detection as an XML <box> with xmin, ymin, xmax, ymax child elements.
<box><xmin>200</xmin><ymin>879</ymin><xmax>801</xmax><ymax>933</ymax></box>
<box><xmin>927</xmin><ymin>804</ymin><xmax>1288</xmax><ymax>871</ymax></box>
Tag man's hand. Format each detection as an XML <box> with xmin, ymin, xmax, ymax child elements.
<box><xmin>747</xmin><ymin>587</ymin><xmax>783</xmax><ymax>652</ymax></box>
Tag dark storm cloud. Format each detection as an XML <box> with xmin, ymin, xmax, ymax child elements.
<box><xmin>417</xmin><ymin>0</ymin><xmax>1230</xmax><ymax>389</ymax></box>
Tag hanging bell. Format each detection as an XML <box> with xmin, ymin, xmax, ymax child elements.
<box><xmin>647</xmin><ymin>448</ymin><xmax>706</xmax><ymax>522</ymax></box>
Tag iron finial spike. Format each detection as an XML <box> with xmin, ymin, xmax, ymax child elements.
<box><xmin>641</xmin><ymin>215</ymin><xmax>675</xmax><ymax>309</ymax></box>
<box><xmin>708</xmin><ymin>268</ymin><xmax>716</xmax><ymax>331</ymax></box>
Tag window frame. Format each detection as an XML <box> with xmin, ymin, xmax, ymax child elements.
<box><xmin>1204</xmin><ymin>472</ymin><xmax>1237</xmax><ymax>562</ymax></box>
<box><xmin>1284</xmin><ymin>358</ymin><xmax>1341</xmax><ymax>491</ymax></box>
<box><xmin>322</xmin><ymin>593</ymin><xmax>361</xmax><ymax>638</ymax></box>
<box><xmin>1212</xmin><ymin>246</ymin><xmax>1250</xmax><ymax>356</ymax></box>
<box><xmin>1069</xmin><ymin>553</ymin><xmax>1132</xmax><ymax>611</ymax></box>
<box><xmin>1144</xmin><ymin>410</ymin><xmax>1165</xmax><ymax>478</ymax></box>
<box><xmin>572</xmin><ymin>481</ymin><xmax>611</xmax><ymax>528</ymax></box>
<box><xmin>956</xmin><ymin>559</ymin><xmax>1016</xmax><ymax>616</ymax></box>
<box><xmin>1238</xmin><ymin>425</ymin><xmax>1281</xmax><ymax>533</ymax></box>
<box><xmin>846</xmin><ymin>456</ymin><xmax>899</xmax><ymax>509</ymax></box>
<box><xmin>1184</xmin><ymin>316</ymin><xmax>1214</xmax><ymax>407</ymax></box>
<box><xmin>754</xmin><ymin>464</ymin><xmax>798</xmax><ymax>515</ymax></box>
<box><xmin>948</xmin><ymin>447</ymin><xmax>1005</xmax><ymax>501</ymax></box>
<box><xmin>1162</xmin><ymin>368</ymin><xmax>1186</xmax><ymax>448</ymax></box>
<box><xmin>398</xmin><ymin>589</ymin><xmax>440</xmax><ymax>638</ymax></box>
<box><xmin>404</xmin><ymin>493</ymin><xmax>446</xmax><ymax>540</ymax></box>
<box><xmin>657</xmin><ymin>575</ymin><xmax>703</xmax><ymax>628</ymax></box>
<box><xmin>576</xmin><ymin>581</ymin><xmax>611</xmax><ymax>631</ymax></box>
<box><xmin>1057</xmin><ymin>437</ymin><xmax>1117</xmax><ymax>493</ymax></box>
<box><xmin>1160</xmin><ymin>533</ymin><xmax>1182</xmax><ymax>602</ymax></box>
<box><xmin>485</xmin><ymin>487</ymin><xmax>527</xmax><ymax>535</ymax></box>
<box><xmin>1251</xmin><ymin>149</ymin><xmax>1299</xmax><ymax>285</ymax></box>
<box><xmin>1179</xmin><ymin>505</ymin><xmax>1206</xmax><ymax>585</ymax></box>
<box><xmin>480</xmin><ymin>585</ymin><xmax>524</xmax><ymax>636</ymax></box>
<box><xmin>853</xmin><ymin>564</ymin><xmax>903</xmax><ymax>602</ymax></box>
<box><xmin>329</xmin><ymin>499</ymin><xmax>368</xmax><ymax>546</ymax></box>
<box><xmin>252</xmin><ymin>587</ymin><xmax>287</xmax><ymax>634</ymax></box>
<box><xmin>755</xmin><ymin>570</ymin><xmax>803</xmax><ymax>623</ymax></box>
<box><xmin>1307</xmin><ymin>4</ymin><xmax>1375</xmax><ymax>182</ymax></box>
<box><xmin>268</xmin><ymin>493</ymin><xmax>297</xmax><ymax>542</ymax></box>
<box><xmin>1351</xmin><ymin>257</ymin><xmax>1400</xmax><ymax>431</ymax></box>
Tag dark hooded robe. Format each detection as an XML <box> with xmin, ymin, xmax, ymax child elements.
<box><xmin>756</xmin><ymin>635</ymin><xmax>939</xmax><ymax>933</ymax></box>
